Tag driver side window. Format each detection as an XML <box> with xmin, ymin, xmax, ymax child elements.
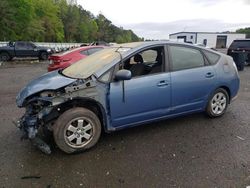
<box><xmin>122</xmin><ymin>46</ymin><xmax>164</xmax><ymax>78</ymax></box>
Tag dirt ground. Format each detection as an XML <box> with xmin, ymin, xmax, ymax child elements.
<box><xmin>0</xmin><ymin>62</ymin><xmax>250</xmax><ymax>188</ymax></box>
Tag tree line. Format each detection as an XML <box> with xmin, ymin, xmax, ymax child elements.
<box><xmin>0</xmin><ymin>0</ymin><xmax>142</xmax><ymax>43</ymax></box>
<box><xmin>236</xmin><ymin>27</ymin><xmax>250</xmax><ymax>38</ymax></box>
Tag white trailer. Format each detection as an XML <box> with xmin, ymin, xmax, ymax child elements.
<box><xmin>169</xmin><ymin>32</ymin><xmax>246</xmax><ymax>49</ymax></box>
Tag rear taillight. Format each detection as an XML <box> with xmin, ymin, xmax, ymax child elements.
<box><xmin>50</xmin><ymin>57</ymin><xmax>71</xmax><ymax>65</ymax></box>
<box><xmin>62</xmin><ymin>59</ymin><xmax>71</xmax><ymax>62</ymax></box>
<box><xmin>53</xmin><ymin>59</ymin><xmax>62</xmax><ymax>65</ymax></box>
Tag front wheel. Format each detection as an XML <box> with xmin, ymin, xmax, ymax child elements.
<box><xmin>206</xmin><ymin>88</ymin><xmax>229</xmax><ymax>118</ymax></box>
<box><xmin>39</xmin><ymin>52</ymin><xmax>48</xmax><ymax>60</ymax></box>
<box><xmin>53</xmin><ymin>107</ymin><xmax>101</xmax><ymax>154</ymax></box>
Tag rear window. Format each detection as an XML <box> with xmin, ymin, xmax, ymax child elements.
<box><xmin>88</xmin><ymin>48</ymin><xmax>103</xmax><ymax>55</ymax></box>
<box><xmin>80</xmin><ymin>50</ymin><xmax>88</xmax><ymax>56</ymax></box>
<box><xmin>203</xmin><ymin>50</ymin><xmax>220</xmax><ymax>65</ymax></box>
<box><xmin>230</xmin><ymin>40</ymin><xmax>250</xmax><ymax>49</ymax></box>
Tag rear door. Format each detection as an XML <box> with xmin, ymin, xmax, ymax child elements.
<box><xmin>168</xmin><ymin>45</ymin><xmax>216</xmax><ymax>114</ymax></box>
<box><xmin>15</xmin><ymin>42</ymin><xmax>27</xmax><ymax>57</ymax></box>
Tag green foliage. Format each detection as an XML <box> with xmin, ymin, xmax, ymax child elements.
<box><xmin>0</xmin><ymin>0</ymin><xmax>142</xmax><ymax>43</ymax></box>
<box><xmin>236</xmin><ymin>27</ymin><xmax>250</xmax><ymax>38</ymax></box>
<box><xmin>95</xmin><ymin>14</ymin><xmax>141</xmax><ymax>43</ymax></box>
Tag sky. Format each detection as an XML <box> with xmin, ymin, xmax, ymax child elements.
<box><xmin>79</xmin><ymin>0</ymin><xmax>250</xmax><ymax>39</ymax></box>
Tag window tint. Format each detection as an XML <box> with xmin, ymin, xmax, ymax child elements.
<box><xmin>88</xmin><ymin>48</ymin><xmax>103</xmax><ymax>55</ymax></box>
<box><xmin>26</xmin><ymin>43</ymin><xmax>35</xmax><ymax>49</ymax></box>
<box><xmin>170</xmin><ymin>46</ymin><xmax>205</xmax><ymax>71</ymax></box>
<box><xmin>16</xmin><ymin>42</ymin><xmax>26</xmax><ymax>49</ymax></box>
<box><xmin>230</xmin><ymin>40</ymin><xmax>250</xmax><ymax>48</ymax></box>
<box><xmin>203</xmin><ymin>50</ymin><xmax>220</xmax><ymax>65</ymax></box>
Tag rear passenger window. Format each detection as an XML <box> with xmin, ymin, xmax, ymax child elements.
<box><xmin>203</xmin><ymin>50</ymin><xmax>220</xmax><ymax>65</ymax></box>
<box><xmin>169</xmin><ymin>46</ymin><xmax>205</xmax><ymax>71</ymax></box>
<box><xmin>15</xmin><ymin>42</ymin><xmax>26</xmax><ymax>50</ymax></box>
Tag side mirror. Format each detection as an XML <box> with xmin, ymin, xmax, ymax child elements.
<box><xmin>115</xmin><ymin>69</ymin><xmax>132</xmax><ymax>81</ymax></box>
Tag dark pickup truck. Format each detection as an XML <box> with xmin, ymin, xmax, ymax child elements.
<box><xmin>0</xmin><ymin>41</ymin><xmax>53</xmax><ymax>61</ymax></box>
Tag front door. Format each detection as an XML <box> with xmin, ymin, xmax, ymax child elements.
<box><xmin>109</xmin><ymin>46</ymin><xmax>171</xmax><ymax>128</ymax></box>
<box><xmin>110</xmin><ymin>73</ymin><xmax>171</xmax><ymax>127</ymax></box>
<box><xmin>25</xmin><ymin>42</ymin><xmax>38</xmax><ymax>57</ymax></box>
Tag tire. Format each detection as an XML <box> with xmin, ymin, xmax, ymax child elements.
<box><xmin>53</xmin><ymin>107</ymin><xmax>101</xmax><ymax>154</ymax></box>
<box><xmin>39</xmin><ymin>52</ymin><xmax>48</xmax><ymax>60</ymax></box>
<box><xmin>206</xmin><ymin>88</ymin><xmax>229</xmax><ymax>118</ymax></box>
<box><xmin>237</xmin><ymin>62</ymin><xmax>245</xmax><ymax>71</ymax></box>
<box><xmin>0</xmin><ymin>52</ymin><xmax>11</xmax><ymax>61</ymax></box>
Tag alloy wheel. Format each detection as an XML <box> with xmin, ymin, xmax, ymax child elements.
<box><xmin>211</xmin><ymin>92</ymin><xmax>227</xmax><ymax>115</ymax></box>
<box><xmin>64</xmin><ymin>117</ymin><xmax>94</xmax><ymax>148</ymax></box>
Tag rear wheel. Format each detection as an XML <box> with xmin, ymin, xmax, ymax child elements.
<box><xmin>238</xmin><ymin>62</ymin><xmax>245</xmax><ymax>71</ymax></box>
<box><xmin>53</xmin><ymin>107</ymin><xmax>101</xmax><ymax>154</ymax></box>
<box><xmin>206</xmin><ymin>88</ymin><xmax>229</xmax><ymax>118</ymax></box>
<box><xmin>0</xmin><ymin>52</ymin><xmax>11</xmax><ymax>61</ymax></box>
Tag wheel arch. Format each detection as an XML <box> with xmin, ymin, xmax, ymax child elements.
<box><xmin>39</xmin><ymin>50</ymin><xmax>47</xmax><ymax>54</ymax></box>
<box><xmin>56</xmin><ymin>97</ymin><xmax>108</xmax><ymax>132</ymax></box>
<box><xmin>39</xmin><ymin>50</ymin><xmax>48</xmax><ymax>59</ymax></box>
<box><xmin>218</xmin><ymin>85</ymin><xmax>231</xmax><ymax>102</ymax></box>
<box><xmin>205</xmin><ymin>85</ymin><xmax>231</xmax><ymax>110</ymax></box>
<box><xmin>0</xmin><ymin>50</ymin><xmax>12</xmax><ymax>59</ymax></box>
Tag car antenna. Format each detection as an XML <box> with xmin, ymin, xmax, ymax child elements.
<box><xmin>115</xmin><ymin>47</ymin><xmax>125</xmax><ymax>103</ymax></box>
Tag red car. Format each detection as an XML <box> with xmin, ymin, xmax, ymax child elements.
<box><xmin>48</xmin><ymin>46</ymin><xmax>104</xmax><ymax>72</ymax></box>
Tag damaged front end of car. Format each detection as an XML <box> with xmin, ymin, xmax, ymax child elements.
<box><xmin>15</xmin><ymin>70</ymin><xmax>109</xmax><ymax>154</ymax></box>
<box><xmin>15</xmin><ymin>71</ymin><xmax>91</xmax><ymax>154</ymax></box>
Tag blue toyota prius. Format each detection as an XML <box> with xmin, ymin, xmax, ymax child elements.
<box><xmin>16</xmin><ymin>41</ymin><xmax>240</xmax><ymax>154</ymax></box>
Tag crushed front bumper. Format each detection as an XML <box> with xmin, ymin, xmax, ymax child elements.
<box><xmin>16</xmin><ymin>115</ymin><xmax>39</xmax><ymax>139</ymax></box>
<box><xmin>15</xmin><ymin>106</ymin><xmax>55</xmax><ymax>154</ymax></box>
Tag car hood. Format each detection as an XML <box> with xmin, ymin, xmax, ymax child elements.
<box><xmin>16</xmin><ymin>71</ymin><xmax>76</xmax><ymax>107</ymax></box>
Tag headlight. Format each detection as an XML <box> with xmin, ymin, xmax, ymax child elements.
<box><xmin>47</xmin><ymin>49</ymin><xmax>51</xmax><ymax>52</ymax></box>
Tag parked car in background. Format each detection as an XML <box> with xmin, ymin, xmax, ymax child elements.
<box><xmin>90</xmin><ymin>41</ymin><xmax>110</xmax><ymax>46</ymax></box>
<box><xmin>227</xmin><ymin>39</ymin><xmax>250</xmax><ymax>69</ymax></box>
<box><xmin>0</xmin><ymin>41</ymin><xmax>52</xmax><ymax>61</ymax></box>
<box><xmin>16</xmin><ymin>41</ymin><xmax>240</xmax><ymax>154</ymax></box>
<box><xmin>48</xmin><ymin>46</ymin><xmax>104</xmax><ymax>72</ymax></box>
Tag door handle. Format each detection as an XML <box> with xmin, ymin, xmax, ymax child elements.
<box><xmin>205</xmin><ymin>72</ymin><xmax>214</xmax><ymax>78</ymax></box>
<box><xmin>157</xmin><ymin>80</ymin><xmax>169</xmax><ymax>87</ymax></box>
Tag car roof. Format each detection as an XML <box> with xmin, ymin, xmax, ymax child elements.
<box><xmin>111</xmin><ymin>40</ymin><xmax>212</xmax><ymax>50</ymax></box>
<box><xmin>233</xmin><ymin>39</ymin><xmax>250</xmax><ymax>41</ymax></box>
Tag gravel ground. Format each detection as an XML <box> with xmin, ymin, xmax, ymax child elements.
<box><xmin>0</xmin><ymin>62</ymin><xmax>250</xmax><ymax>188</ymax></box>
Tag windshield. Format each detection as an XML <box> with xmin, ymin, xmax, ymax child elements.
<box><xmin>62</xmin><ymin>47</ymin><xmax>130</xmax><ymax>79</ymax></box>
<box><xmin>230</xmin><ymin>40</ymin><xmax>250</xmax><ymax>48</ymax></box>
